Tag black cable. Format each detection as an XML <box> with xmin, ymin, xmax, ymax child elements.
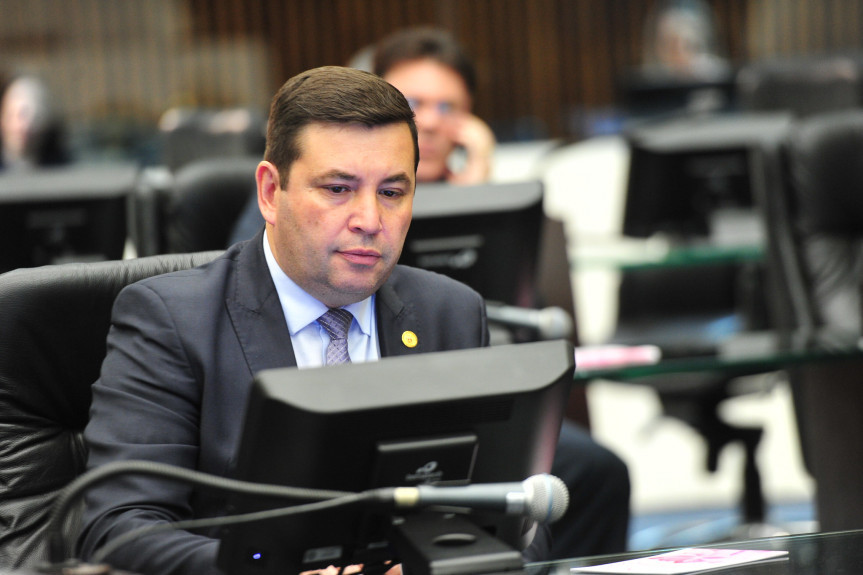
<box><xmin>45</xmin><ymin>459</ymin><xmax>361</xmax><ymax>567</ymax></box>
<box><xmin>90</xmin><ymin>492</ymin><xmax>370</xmax><ymax>565</ymax></box>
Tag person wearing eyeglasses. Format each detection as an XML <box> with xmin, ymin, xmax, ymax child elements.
<box><xmin>373</xmin><ymin>28</ymin><xmax>495</xmax><ymax>185</ymax></box>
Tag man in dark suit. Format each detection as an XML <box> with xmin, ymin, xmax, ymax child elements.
<box><xmin>232</xmin><ymin>30</ymin><xmax>630</xmax><ymax>561</ymax></box>
<box><xmin>77</xmin><ymin>66</ymin><xmax>524</xmax><ymax>575</ymax></box>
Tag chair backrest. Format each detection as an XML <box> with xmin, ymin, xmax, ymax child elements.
<box><xmin>0</xmin><ymin>251</ymin><xmax>223</xmax><ymax>570</ymax></box>
<box><xmin>771</xmin><ymin>109</ymin><xmax>863</xmax><ymax>333</ymax></box>
<box><xmin>166</xmin><ymin>157</ymin><xmax>259</xmax><ymax>254</ymax></box>
<box><xmin>131</xmin><ymin>157</ymin><xmax>259</xmax><ymax>256</ymax></box>
<box><xmin>757</xmin><ymin>110</ymin><xmax>863</xmax><ymax>482</ymax></box>
<box><xmin>736</xmin><ymin>55</ymin><xmax>862</xmax><ymax>118</ymax></box>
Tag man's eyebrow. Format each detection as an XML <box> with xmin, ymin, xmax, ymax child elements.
<box><xmin>311</xmin><ymin>170</ymin><xmax>412</xmax><ymax>187</ymax></box>
<box><xmin>382</xmin><ymin>172</ymin><xmax>413</xmax><ymax>186</ymax></box>
<box><xmin>312</xmin><ymin>170</ymin><xmax>358</xmax><ymax>184</ymax></box>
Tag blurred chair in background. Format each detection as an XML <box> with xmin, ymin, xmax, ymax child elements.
<box><xmin>761</xmin><ymin>109</ymin><xmax>863</xmax><ymax>532</ymax></box>
<box><xmin>132</xmin><ymin>156</ymin><xmax>259</xmax><ymax>256</ymax></box>
<box><xmin>736</xmin><ymin>55</ymin><xmax>861</xmax><ymax>118</ymax></box>
<box><xmin>126</xmin><ymin>104</ymin><xmax>265</xmax><ymax>257</ymax></box>
<box><xmin>0</xmin><ymin>251</ymin><xmax>223</xmax><ymax>570</ymax></box>
<box><xmin>163</xmin><ymin>156</ymin><xmax>258</xmax><ymax>253</ymax></box>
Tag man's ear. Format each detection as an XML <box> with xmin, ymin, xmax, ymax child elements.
<box><xmin>256</xmin><ymin>161</ymin><xmax>281</xmax><ymax>225</ymax></box>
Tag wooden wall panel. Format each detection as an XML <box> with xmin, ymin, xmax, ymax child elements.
<box><xmin>3</xmin><ymin>0</ymin><xmax>863</xmax><ymax>151</ymax></box>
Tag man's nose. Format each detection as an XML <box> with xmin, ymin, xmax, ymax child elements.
<box><xmin>349</xmin><ymin>192</ymin><xmax>383</xmax><ymax>234</ymax></box>
<box><xmin>415</xmin><ymin>104</ymin><xmax>444</xmax><ymax>129</ymax></box>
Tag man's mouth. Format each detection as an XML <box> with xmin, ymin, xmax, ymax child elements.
<box><xmin>339</xmin><ymin>249</ymin><xmax>382</xmax><ymax>266</ymax></box>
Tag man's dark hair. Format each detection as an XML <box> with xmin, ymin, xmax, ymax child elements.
<box><xmin>264</xmin><ymin>66</ymin><xmax>418</xmax><ymax>182</ymax></box>
<box><xmin>373</xmin><ymin>27</ymin><xmax>477</xmax><ymax>96</ymax></box>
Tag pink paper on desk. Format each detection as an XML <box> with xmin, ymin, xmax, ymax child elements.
<box><xmin>574</xmin><ymin>345</ymin><xmax>662</xmax><ymax>370</ymax></box>
<box><xmin>570</xmin><ymin>548</ymin><xmax>789</xmax><ymax>574</ymax></box>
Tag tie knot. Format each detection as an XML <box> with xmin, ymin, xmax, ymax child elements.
<box><xmin>318</xmin><ymin>308</ymin><xmax>353</xmax><ymax>340</ymax></box>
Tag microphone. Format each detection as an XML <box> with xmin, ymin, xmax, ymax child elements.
<box><xmin>380</xmin><ymin>474</ymin><xmax>569</xmax><ymax>523</ymax></box>
<box><xmin>486</xmin><ymin>304</ymin><xmax>574</xmax><ymax>340</ymax></box>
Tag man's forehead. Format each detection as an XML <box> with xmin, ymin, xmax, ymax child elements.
<box><xmin>298</xmin><ymin>120</ymin><xmax>412</xmax><ymax>142</ymax></box>
<box><xmin>384</xmin><ymin>59</ymin><xmax>471</xmax><ymax>104</ymax></box>
<box><xmin>294</xmin><ymin>121</ymin><xmax>416</xmax><ymax>181</ymax></box>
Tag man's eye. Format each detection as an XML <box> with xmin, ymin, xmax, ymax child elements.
<box><xmin>325</xmin><ymin>185</ymin><xmax>350</xmax><ymax>194</ymax></box>
<box><xmin>437</xmin><ymin>102</ymin><xmax>455</xmax><ymax>115</ymax></box>
<box><xmin>380</xmin><ymin>189</ymin><xmax>403</xmax><ymax>198</ymax></box>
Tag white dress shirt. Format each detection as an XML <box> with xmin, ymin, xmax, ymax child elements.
<box><xmin>262</xmin><ymin>231</ymin><xmax>380</xmax><ymax>368</ymax></box>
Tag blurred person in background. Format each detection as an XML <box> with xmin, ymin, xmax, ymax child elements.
<box><xmin>641</xmin><ymin>0</ymin><xmax>730</xmax><ymax>81</ymax></box>
<box><xmin>373</xmin><ymin>27</ymin><xmax>496</xmax><ymax>185</ymax></box>
<box><xmin>0</xmin><ymin>74</ymin><xmax>69</xmax><ymax>170</ymax></box>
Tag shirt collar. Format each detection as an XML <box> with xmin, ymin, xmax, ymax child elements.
<box><xmin>262</xmin><ymin>231</ymin><xmax>374</xmax><ymax>336</ymax></box>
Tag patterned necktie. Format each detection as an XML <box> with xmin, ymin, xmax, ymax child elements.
<box><xmin>317</xmin><ymin>308</ymin><xmax>353</xmax><ymax>365</ymax></box>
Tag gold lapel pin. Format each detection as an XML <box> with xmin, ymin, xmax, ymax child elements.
<box><xmin>402</xmin><ymin>330</ymin><xmax>418</xmax><ymax>348</ymax></box>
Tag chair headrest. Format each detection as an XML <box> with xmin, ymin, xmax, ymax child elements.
<box><xmin>0</xmin><ymin>251</ymin><xmax>223</xmax><ymax>428</ymax></box>
<box><xmin>167</xmin><ymin>156</ymin><xmax>260</xmax><ymax>253</ymax></box>
<box><xmin>789</xmin><ymin>110</ymin><xmax>863</xmax><ymax>235</ymax></box>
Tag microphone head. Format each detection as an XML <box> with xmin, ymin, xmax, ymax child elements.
<box><xmin>523</xmin><ymin>474</ymin><xmax>569</xmax><ymax>523</ymax></box>
<box><xmin>537</xmin><ymin>307</ymin><xmax>574</xmax><ymax>340</ymax></box>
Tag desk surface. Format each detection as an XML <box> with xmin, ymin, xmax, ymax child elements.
<box><xmin>575</xmin><ymin>328</ymin><xmax>863</xmax><ymax>381</ymax></box>
<box><xmin>526</xmin><ymin>528</ymin><xmax>863</xmax><ymax>575</ymax></box>
<box><xmin>572</xmin><ymin>237</ymin><xmax>764</xmax><ymax>271</ymax></box>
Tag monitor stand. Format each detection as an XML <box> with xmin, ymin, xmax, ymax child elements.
<box><xmin>389</xmin><ymin>513</ymin><xmax>525</xmax><ymax>575</ymax></box>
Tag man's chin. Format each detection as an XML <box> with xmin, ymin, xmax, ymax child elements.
<box><xmin>329</xmin><ymin>274</ymin><xmax>390</xmax><ymax>305</ymax></box>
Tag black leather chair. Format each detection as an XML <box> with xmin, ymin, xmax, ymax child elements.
<box><xmin>132</xmin><ymin>156</ymin><xmax>259</xmax><ymax>256</ymax></box>
<box><xmin>166</xmin><ymin>157</ymin><xmax>259</xmax><ymax>254</ymax></box>
<box><xmin>0</xmin><ymin>251</ymin><xmax>223</xmax><ymax>570</ymax></box>
<box><xmin>761</xmin><ymin>109</ymin><xmax>863</xmax><ymax>532</ymax></box>
<box><xmin>610</xmin><ymin>262</ymin><xmax>772</xmax><ymax>527</ymax></box>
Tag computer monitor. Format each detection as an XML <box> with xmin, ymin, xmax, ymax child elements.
<box><xmin>621</xmin><ymin>113</ymin><xmax>791</xmax><ymax>243</ymax></box>
<box><xmin>399</xmin><ymin>180</ymin><xmax>544</xmax><ymax>307</ymax></box>
<box><xmin>618</xmin><ymin>70</ymin><xmax>737</xmax><ymax>120</ymax></box>
<box><xmin>0</xmin><ymin>163</ymin><xmax>139</xmax><ymax>274</ymax></box>
<box><xmin>217</xmin><ymin>339</ymin><xmax>574</xmax><ymax>575</ymax></box>
<box><xmin>623</xmin><ymin>142</ymin><xmax>750</xmax><ymax>240</ymax></box>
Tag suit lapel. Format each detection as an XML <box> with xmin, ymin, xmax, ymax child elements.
<box><xmin>377</xmin><ymin>269</ymin><xmax>424</xmax><ymax>358</ymax></box>
<box><xmin>226</xmin><ymin>230</ymin><xmax>299</xmax><ymax>375</ymax></box>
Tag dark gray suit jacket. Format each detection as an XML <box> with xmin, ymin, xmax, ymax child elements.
<box><xmin>78</xmin><ymin>230</ymin><xmax>489</xmax><ymax>575</ymax></box>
